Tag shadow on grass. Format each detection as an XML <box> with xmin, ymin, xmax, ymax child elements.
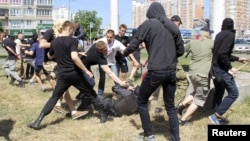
<box><xmin>129</xmin><ymin>116</ymin><xmax>174</xmax><ymax>140</ymax></box>
<box><xmin>38</xmin><ymin>117</ymin><xmax>65</xmax><ymax>130</ymax></box>
<box><xmin>0</xmin><ymin>119</ymin><xmax>15</xmax><ymax>141</ymax></box>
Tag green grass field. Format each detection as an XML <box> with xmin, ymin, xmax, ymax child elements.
<box><xmin>0</xmin><ymin>48</ymin><xmax>250</xmax><ymax>141</ymax></box>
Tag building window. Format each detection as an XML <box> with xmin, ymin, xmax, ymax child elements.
<box><xmin>23</xmin><ymin>20</ymin><xmax>35</xmax><ymax>28</ymax></box>
<box><xmin>37</xmin><ymin>9</ymin><xmax>52</xmax><ymax>16</ymax></box>
<box><xmin>10</xmin><ymin>0</ymin><xmax>22</xmax><ymax>5</ymax></box>
<box><xmin>37</xmin><ymin>0</ymin><xmax>52</xmax><ymax>5</ymax></box>
<box><xmin>0</xmin><ymin>0</ymin><xmax>7</xmax><ymax>4</ymax></box>
<box><xmin>0</xmin><ymin>8</ymin><xmax>8</xmax><ymax>16</ymax></box>
<box><xmin>23</xmin><ymin>0</ymin><xmax>34</xmax><ymax>6</ymax></box>
<box><xmin>37</xmin><ymin>20</ymin><xmax>53</xmax><ymax>24</ymax></box>
<box><xmin>11</xmin><ymin>20</ymin><xmax>22</xmax><ymax>28</ymax></box>
<box><xmin>23</xmin><ymin>9</ymin><xmax>34</xmax><ymax>16</ymax></box>
<box><xmin>10</xmin><ymin>9</ymin><xmax>22</xmax><ymax>17</ymax></box>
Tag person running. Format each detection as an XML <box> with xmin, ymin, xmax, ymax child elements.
<box><xmin>123</xmin><ymin>2</ymin><xmax>184</xmax><ymax>141</ymax></box>
<box><xmin>176</xmin><ymin>27</ymin><xmax>214</xmax><ymax>125</ymax></box>
<box><xmin>208</xmin><ymin>18</ymin><xmax>249</xmax><ymax>125</ymax></box>
<box><xmin>28</xmin><ymin>21</ymin><xmax>104</xmax><ymax>130</ymax></box>
<box><xmin>24</xmin><ymin>34</ymin><xmax>54</xmax><ymax>92</ymax></box>
<box><xmin>39</xmin><ymin>19</ymin><xmax>73</xmax><ymax>113</ymax></box>
<box><xmin>1</xmin><ymin>32</ymin><xmax>25</xmax><ymax>87</ymax></box>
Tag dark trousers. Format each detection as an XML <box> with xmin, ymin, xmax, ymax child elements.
<box><xmin>212</xmin><ymin>78</ymin><xmax>225</xmax><ymax>109</ymax></box>
<box><xmin>98</xmin><ymin>65</ymin><xmax>105</xmax><ymax>96</ymax></box>
<box><xmin>213</xmin><ymin>67</ymin><xmax>239</xmax><ymax>116</ymax></box>
<box><xmin>138</xmin><ymin>70</ymin><xmax>180</xmax><ymax>141</ymax></box>
<box><xmin>41</xmin><ymin>72</ymin><xmax>99</xmax><ymax>115</ymax></box>
<box><xmin>26</xmin><ymin>63</ymin><xmax>34</xmax><ymax>78</ymax></box>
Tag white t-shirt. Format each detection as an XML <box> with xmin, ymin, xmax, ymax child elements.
<box><xmin>14</xmin><ymin>39</ymin><xmax>22</xmax><ymax>55</ymax></box>
<box><xmin>99</xmin><ymin>37</ymin><xmax>126</xmax><ymax>65</ymax></box>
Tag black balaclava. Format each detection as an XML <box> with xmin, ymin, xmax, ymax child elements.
<box><xmin>146</xmin><ymin>2</ymin><xmax>166</xmax><ymax>19</ymax></box>
<box><xmin>221</xmin><ymin>18</ymin><xmax>235</xmax><ymax>33</ymax></box>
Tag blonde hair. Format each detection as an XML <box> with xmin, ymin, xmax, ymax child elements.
<box><xmin>52</xmin><ymin>19</ymin><xmax>66</xmax><ymax>37</ymax></box>
<box><xmin>96</xmin><ymin>41</ymin><xmax>107</xmax><ymax>51</ymax></box>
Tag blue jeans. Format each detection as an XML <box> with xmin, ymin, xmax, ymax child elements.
<box><xmin>213</xmin><ymin>67</ymin><xmax>239</xmax><ymax>116</ymax></box>
<box><xmin>83</xmin><ymin>72</ymin><xmax>95</xmax><ymax>87</ymax></box>
<box><xmin>138</xmin><ymin>70</ymin><xmax>180</xmax><ymax>141</ymax></box>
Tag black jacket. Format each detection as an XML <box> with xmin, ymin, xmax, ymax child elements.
<box><xmin>211</xmin><ymin>18</ymin><xmax>239</xmax><ymax>71</ymax></box>
<box><xmin>123</xmin><ymin>2</ymin><xmax>184</xmax><ymax>71</ymax></box>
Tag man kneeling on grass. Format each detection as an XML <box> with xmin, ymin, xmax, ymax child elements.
<box><xmin>28</xmin><ymin>21</ymin><xmax>105</xmax><ymax>130</ymax></box>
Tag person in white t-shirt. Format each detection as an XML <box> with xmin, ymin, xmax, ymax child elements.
<box><xmin>95</xmin><ymin>29</ymin><xmax>139</xmax><ymax>95</ymax></box>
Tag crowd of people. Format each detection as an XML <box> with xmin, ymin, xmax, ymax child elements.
<box><xmin>0</xmin><ymin>2</ymin><xmax>249</xmax><ymax>141</ymax></box>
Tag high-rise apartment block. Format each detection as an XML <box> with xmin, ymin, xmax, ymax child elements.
<box><xmin>0</xmin><ymin>0</ymin><xmax>53</xmax><ymax>37</ymax></box>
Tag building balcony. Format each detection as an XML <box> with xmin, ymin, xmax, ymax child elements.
<box><xmin>36</xmin><ymin>5</ymin><xmax>53</xmax><ymax>9</ymax></box>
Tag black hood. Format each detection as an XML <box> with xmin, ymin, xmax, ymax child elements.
<box><xmin>146</xmin><ymin>2</ymin><xmax>166</xmax><ymax>19</ymax></box>
<box><xmin>221</xmin><ymin>18</ymin><xmax>235</xmax><ymax>33</ymax></box>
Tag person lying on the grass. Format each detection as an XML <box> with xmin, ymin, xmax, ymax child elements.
<box><xmin>77</xmin><ymin>84</ymin><xmax>140</xmax><ymax>117</ymax></box>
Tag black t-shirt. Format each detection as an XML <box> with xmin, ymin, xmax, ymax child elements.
<box><xmin>2</xmin><ymin>38</ymin><xmax>16</xmax><ymax>60</ymax></box>
<box><xmin>49</xmin><ymin>36</ymin><xmax>81</xmax><ymax>75</ymax></box>
<box><xmin>43</xmin><ymin>29</ymin><xmax>55</xmax><ymax>62</ymax></box>
<box><xmin>115</xmin><ymin>35</ymin><xmax>129</xmax><ymax>63</ymax></box>
<box><xmin>82</xmin><ymin>44</ymin><xmax>107</xmax><ymax>70</ymax></box>
<box><xmin>115</xmin><ymin>35</ymin><xmax>130</xmax><ymax>46</ymax></box>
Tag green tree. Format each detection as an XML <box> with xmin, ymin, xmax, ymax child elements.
<box><xmin>0</xmin><ymin>21</ymin><xmax>4</xmax><ymax>32</ymax></box>
<box><xmin>74</xmin><ymin>10</ymin><xmax>102</xmax><ymax>40</ymax></box>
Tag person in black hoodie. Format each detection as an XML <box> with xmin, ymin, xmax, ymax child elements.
<box><xmin>123</xmin><ymin>2</ymin><xmax>184</xmax><ymax>141</ymax></box>
<box><xmin>209</xmin><ymin>18</ymin><xmax>248</xmax><ymax>125</ymax></box>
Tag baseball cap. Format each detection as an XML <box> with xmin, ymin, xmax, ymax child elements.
<box><xmin>171</xmin><ymin>15</ymin><xmax>182</xmax><ymax>24</ymax></box>
<box><xmin>200</xmin><ymin>27</ymin><xmax>214</xmax><ymax>33</ymax></box>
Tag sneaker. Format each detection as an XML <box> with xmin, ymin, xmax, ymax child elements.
<box><xmin>71</xmin><ymin>111</ymin><xmax>89</xmax><ymax>120</ymax></box>
<box><xmin>40</xmin><ymin>86</ymin><xmax>46</xmax><ymax>92</ymax></box>
<box><xmin>209</xmin><ymin>114</ymin><xmax>221</xmax><ymax>125</ymax></box>
<box><xmin>176</xmin><ymin>104</ymin><xmax>185</xmax><ymax>116</ymax></box>
<box><xmin>18</xmin><ymin>80</ymin><xmax>25</xmax><ymax>88</ymax></box>
<box><xmin>29</xmin><ymin>80</ymin><xmax>35</xmax><ymax>85</ymax></box>
<box><xmin>54</xmin><ymin>106</ymin><xmax>65</xmax><ymax>113</ymax></box>
<box><xmin>137</xmin><ymin>135</ymin><xmax>155</xmax><ymax>141</ymax></box>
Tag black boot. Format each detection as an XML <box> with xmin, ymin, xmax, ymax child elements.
<box><xmin>9</xmin><ymin>77</ymin><xmax>15</xmax><ymax>85</ymax></box>
<box><xmin>99</xmin><ymin>109</ymin><xmax>108</xmax><ymax>123</ymax></box>
<box><xmin>28</xmin><ymin>113</ymin><xmax>45</xmax><ymax>130</ymax></box>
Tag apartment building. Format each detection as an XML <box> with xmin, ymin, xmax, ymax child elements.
<box><xmin>0</xmin><ymin>0</ymin><xmax>53</xmax><ymax>37</ymax></box>
<box><xmin>132</xmin><ymin>0</ymin><xmax>205</xmax><ymax>29</ymax></box>
<box><xmin>225</xmin><ymin>0</ymin><xmax>249</xmax><ymax>36</ymax></box>
<box><xmin>52</xmin><ymin>6</ymin><xmax>70</xmax><ymax>22</ymax></box>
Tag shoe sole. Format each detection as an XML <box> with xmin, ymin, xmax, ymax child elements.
<box><xmin>54</xmin><ymin>107</ymin><xmax>65</xmax><ymax>113</ymax></box>
<box><xmin>209</xmin><ymin>116</ymin><xmax>220</xmax><ymax>125</ymax></box>
<box><xmin>72</xmin><ymin>111</ymin><xmax>89</xmax><ymax>120</ymax></box>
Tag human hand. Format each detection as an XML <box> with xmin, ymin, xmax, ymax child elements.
<box><xmin>85</xmin><ymin>70</ymin><xmax>93</xmax><ymax>78</ymax></box>
<box><xmin>228</xmin><ymin>68</ymin><xmax>238</xmax><ymax>77</ymax></box>
<box><xmin>239</xmin><ymin>57</ymin><xmax>249</xmax><ymax>64</ymax></box>
<box><xmin>16</xmin><ymin>55</ymin><xmax>21</xmax><ymax>60</ymax></box>
<box><xmin>119</xmin><ymin>81</ymin><xmax>128</xmax><ymax>87</ymax></box>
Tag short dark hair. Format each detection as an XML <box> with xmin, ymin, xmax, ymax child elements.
<box><xmin>106</xmin><ymin>29</ymin><xmax>115</xmax><ymax>36</ymax></box>
<box><xmin>119</xmin><ymin>24</ymin><xmax>127</xmax><ymax>30</ymax></box>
